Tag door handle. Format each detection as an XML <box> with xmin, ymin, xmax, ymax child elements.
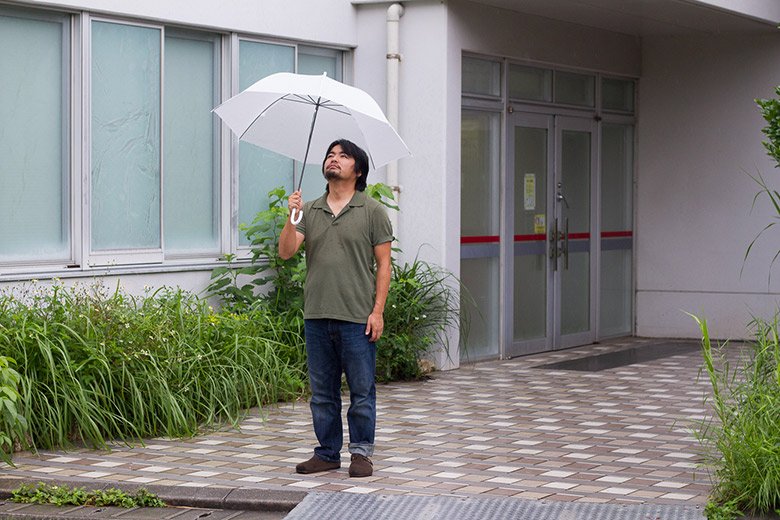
<box><xmin>563</xmin><ymin>218</ymin><xmax>569</xmax><ymax>270</ymax></box>
<box><xmin>549</xmin><ymin>218</ymin><xmax>558</xmax><ymax>271</ymax></box>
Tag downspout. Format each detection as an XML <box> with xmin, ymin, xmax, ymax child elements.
<box><xmin>386</xmin><ymin>3</ymin><xmax>404</xmax><ymax>241</ymax></box>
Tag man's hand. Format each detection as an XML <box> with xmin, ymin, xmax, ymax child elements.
<box><xmin>279</xmin><ymin>190</ymin><xmax>305</xmax><ymax>260</ymax></box>
<box><xmin>365</xmin><ymin>311</ymin><xmax>384</xmax><ymax>343</ymax></box>
<box><xmin>288</xmin><ymin>190</ymin><xmax>303</xmax><ymax>215</ymax></box>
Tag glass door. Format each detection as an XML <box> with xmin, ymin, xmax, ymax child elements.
<box><xmin>555</xmin><ymin>117</ymin><xmax>597</xmax><ymax>349</ymax></box>
<box><xmin>507</xmin><ymin>113</ymin><xmax>596</xmax><ymax>356</ymax></box>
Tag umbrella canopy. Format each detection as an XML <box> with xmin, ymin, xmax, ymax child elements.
<box><xmin>213</xmin><ymin>72</ymin><xmax>410</xmax><ymax>173</ymax></box>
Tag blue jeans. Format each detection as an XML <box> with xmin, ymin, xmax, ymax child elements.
<box><xmin>304</xmin><ymin>319</ymin><xmax>376</xmax><ymax>463</ymax></box>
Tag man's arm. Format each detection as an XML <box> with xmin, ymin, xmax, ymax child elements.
<box><xmin>365</xmin><ymin>241</ymin><xmax>392</xmax><ymax>342</ymax></box>
<box><xmin>279</xmin><ymin>191</ymin><xmax>305</xmax><ymax>260</ymax></box>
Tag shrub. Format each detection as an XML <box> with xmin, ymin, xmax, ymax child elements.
<box><xmin>0</xmin><ymin>282</ymin><xmax>306</xmax><ymax>451</ymax></box>
<box><xmin>0</xmin><ymin>355</ymin><xmax>27</xmax><ymax>465</ymax></box>
<box><xmin>377</xmin><ymin>259</ymin><xmax>460</xmax><ymax>382</ymax></box>
<box><xmin>692</xmin><ymin>316</ymin><xmax>780</xmax><ymax>519</ymax></box>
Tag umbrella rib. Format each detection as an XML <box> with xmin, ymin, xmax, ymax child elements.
<box><xmin>283</xmin><ymin>94</ymin><xmax>351</xmax><ymax>114</ymax></box>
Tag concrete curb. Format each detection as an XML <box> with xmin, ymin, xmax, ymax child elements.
<box><xmin>0</xmin><ymin>478</ymin><xmax>306</xmax><ymax>513</ymax></box>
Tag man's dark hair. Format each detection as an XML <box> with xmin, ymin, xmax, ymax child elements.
<box><xmin>323</xmin><ymin>139</ymin><xmax>370</xmax><ymax>191</ymax></box>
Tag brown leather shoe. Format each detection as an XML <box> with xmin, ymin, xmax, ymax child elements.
<box><xmin>295</xmin><ymin>455</ymin><xmax>340</xmax><ymax>474</ymax></box>
<box><xmin>348</xmin><ymin>454</ymin><xmax>373</xmax><ymax>477</ymax></box>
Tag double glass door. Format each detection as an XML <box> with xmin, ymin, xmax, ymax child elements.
<box><xmin>506</xmin><ymin>113</ymin><xmax>596</xmax><ymax>356</ymax></box>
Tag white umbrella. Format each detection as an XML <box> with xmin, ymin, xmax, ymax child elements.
<box><xmin>213</xmin><ymin>72</ymin><xmax>411</xmax><ymax>223</ymax></box>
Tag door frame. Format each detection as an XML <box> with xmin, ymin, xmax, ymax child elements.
<box><xmin>503</xmin><ymin>110</ymin><xmax>598</xmax><ymax>358</ymax></box>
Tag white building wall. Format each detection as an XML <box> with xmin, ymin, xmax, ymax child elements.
<box><xmin>636</xmin><ymin>32</ymin><xmax>780</xmax><ymax>340</ymax></box>
<box><xmin>16</xmin><ymin>0</ymin><xmax>357</xmax><ymax>46</ymax></box>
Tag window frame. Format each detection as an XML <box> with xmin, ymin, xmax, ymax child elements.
<box><xmin>0</xmin><ymin>6</ymin><xmax>74</xmax><ymax>268</ymax></box>
<box><xmin>162</xmin><ymin>28</ymin><xmax>224</xmax><ymax>260</ymax></box>
<box><xmin>86</xmin><ymin>15</ymin><xmax>165</xmax><ymax>267</ymax></box>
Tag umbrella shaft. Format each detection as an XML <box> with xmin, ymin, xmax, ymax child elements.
<box><xmin>297</xmin><ymin>98</ymin><xmax>321</xmax><ymax>192</ymax></box>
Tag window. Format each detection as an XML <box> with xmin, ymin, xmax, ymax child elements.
<box><xmin>602</xmin><ymin>77</ymin><xmax>635</xmax><ymax>113</ymax></box>
<box><xmin>462</xmin><ymin>56</ymin><xmax>501</xmax><ymax>98</ymax></box>
<box><xmin>90</xmin><ymin>20</ymin><xmax>162</xmax><ymax>261</ymax></box>
<box><xmin>164</xmin><ymin>31</ymin><xmax>220</xmax><ymax>256</ymax></box>
<box><xmin>0</xmin><ymin>9</ymin><xmax>70</xmax><ymax>264</ymax></box>
<box><xmin>554</xmin><ymin>70</ymin><xmax>595</xmax><ymax>107</ymax></box>
<box><xmin>0</xmin><ymin>7</ymin><xmax>345</xmax><ymax>273</ymax></box>
<box><xmin>508</xmin><ymin>64</ymin><xmax>551</xmax><ymax>102</ymax></box>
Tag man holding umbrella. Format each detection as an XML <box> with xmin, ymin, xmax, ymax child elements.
<box><xmin>279</xmin><ymin>138</ymin><xmax>393</xmax><ymax>478</ymax></box>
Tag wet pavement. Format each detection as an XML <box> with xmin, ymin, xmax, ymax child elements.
<box><xmin>0</xmin><ymin>337</ymin><xmax>723</xmax><ymax>518</ymax></box>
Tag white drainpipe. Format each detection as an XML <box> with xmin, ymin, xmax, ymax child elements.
<box><xmin>386</xmin><ymin>3</ymin><xmax>404</xmax><ymax>240</ymax></box>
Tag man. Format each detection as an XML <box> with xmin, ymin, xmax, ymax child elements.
<box><xmin>279</xmin><ymin>139</ymin><xmax>392</xmax><ymax>478</ymax></box>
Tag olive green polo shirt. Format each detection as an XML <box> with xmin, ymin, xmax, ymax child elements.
<box><xmin>295</xmin><ymin>190</ymin><xmax>393</xmax><ymax>324</ymax></box>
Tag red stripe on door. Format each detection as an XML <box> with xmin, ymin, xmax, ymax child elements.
<box><xmin>601</xmin><ymin>231</ymin><xmax>633</xmax><ymax>238</ymax></box>
<box><xmin>461</xmin><ymin>235</ymin><xmax>500</xmax><ymax>244</ymax></box>
<box><xmin>462</xmin><ymin>231</ymin><xmax>632</xmax><ymax>244</ymax></box>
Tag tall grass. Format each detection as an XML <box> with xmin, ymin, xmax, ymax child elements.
<box><xmin>693</xmin><ymin>315</ymin><xmax>780</xmax><ymax>517</ymax></box>
<box><xmin>377</xmin><ymin>258</ymin><xmax>462</xmax><ymax>382</ymax></box>
<box><xmin>0</xmin><ymin>282</ymin><xmax>306</xmax><ymax>451</ymax></box>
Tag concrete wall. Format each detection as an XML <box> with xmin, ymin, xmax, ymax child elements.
<box><xmin>636</xmin><ymin>32</ymin><xmax>780</xmax><ymax>340</ymax></box>
<box><xmin>16</xmin><ymin>0</ymin><xmax>356</xmax><ymax>46</ymax></box>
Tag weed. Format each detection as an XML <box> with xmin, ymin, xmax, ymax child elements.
<box><xmin>692</xmin><ymin>316</ymin><xmax>780</xmax><ymax>517</ymax></box>
<box><xmin>11</xmin><ymin>483</ymin><xmax>165</xmax><ymax>508</ymax></box>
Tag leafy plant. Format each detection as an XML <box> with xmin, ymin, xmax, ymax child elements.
<box><xmin>745</xmin><ymin>89</ymin><xmax>780</xmax><ymax>277</ymax></box>
<box><xmin>11</xmin><ymin>483</ymin><xmax>165</xmax><ymax>508</ymax></box>
<box><xmin>692</xmin><ymin>315</ymin><xmax>780</xmax><ymax>518</ymax></box>
<box><xmin>207</xmin><ymin>187</ymin><xmax>306</xmax><ymax>315</ymax></box>
<box><xmin>0</xmin><ymin>355</ymin><xmax>27</xmax><ymax>466</ymax></box>
<box><xmin>377</xmin><ymin>258</ymin><xmax>461</xmax><ymax>382</ymax></box>
<box><xmin>0</xmin><ymin>282</ymin><xmax>306</xmax><ymax>453</ymax></box>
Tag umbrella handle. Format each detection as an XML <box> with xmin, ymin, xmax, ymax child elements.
<box><xmin>290</xmin><ymin>208</ymin><xmax>303</xmax><ymax>225</ymax></box>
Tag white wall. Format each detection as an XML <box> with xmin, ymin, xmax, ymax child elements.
<box><xmin>637</xmin><ymin>32</ymin><xmax>780</xmax><ymax>340</ymax></box>
<box><xmin>449</xmin><ymin>0</ymin><xmax>641</xmax><ymax>76</ymax></box>
<box><xmin>16</xmin><ymin>0</ymin><xmax>357</xmax><ymax>46</ymax></box>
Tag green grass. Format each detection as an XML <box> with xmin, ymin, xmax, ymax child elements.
<box><xmin>0</xmin><ymin>281</ymin><xmax>307</xmax><ymax>452</ymax></box>
<box><xmin>11</xmin><ymin>482</ymin><xmax>165</xmax><ymax>508</ymax></box>
<box><xmin>692</xmin><ymin>315</ymin><xmax>780</xmax><ymax>519</ymax></box>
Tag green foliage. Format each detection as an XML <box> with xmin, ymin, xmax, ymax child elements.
<box><xmin>0</xmin><ymin>282</ymin><xmax>307</xmax><ymax>453</ymax></box>
<box><xmin>207</xmin><ymin>187</ymin><xmax>306</xmax><ymax>316</ymax></box>
<box><xmin>11</xmin><ymin>483</ymin><xmax>165</xmax><ymax>508</ymax></box>
<box><xmin>746</xmin><ymin>90</ymin><xmax>780</xmax><ymax>277</ymax></box>
<box><xmin>704</xmin><ymin>500</ymin><xmax>743</xmax><ymax>520</ymax></box>
<box><xmin>377</xmin><ymin>259</ymin><xmax>460</xmax><ymax>382</ymax></box>
<box><xmin>692</xmin><ymin>315</ymin><xmax>780</xmax><ymax>517</ymax></box>
<box><xmin>757</xmin><ymin>87</ymin><xmax>780</xmax><ymax>168</ymax></box>
<box><xmin>0</xmin><ymin>356</ymin><xmax>27</xmax><ymax>465</ymax></box>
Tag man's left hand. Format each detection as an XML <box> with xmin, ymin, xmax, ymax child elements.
<box><xmin>365</xmin><ymin>312</ymin><xmax>384</xmax><ymax>343</ymax></box>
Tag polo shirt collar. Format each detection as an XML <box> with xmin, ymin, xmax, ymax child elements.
<box><xmin>311</xmin><ymin>190</ymin><xmax>367</xmax><ymax>215</ymax></box>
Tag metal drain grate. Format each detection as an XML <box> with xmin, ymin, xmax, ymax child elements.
<box><xmin>533</xmin><ymin>341</ymin><xmax>700</xmax><ymax>372</ymax></box>
<box><xmin>285</xmin><ymin>493</ymin><xmax>705</xmax><ymax>520</ymax></box>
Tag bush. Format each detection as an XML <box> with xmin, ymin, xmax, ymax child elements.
<box><xmin>0</xmin><ymin>355</ymin><xmax>27</xmax><ymax>465</ymax></box>
<box><xmin>692</xmin><ymin>316</ymin><xmax>780</xmax><ymax>519</ymax></box>
<box><xmin>377</xmin><ymin>259</ymin><xmax>460</xmax><ymax>382</ymax></box>
<box><xmin>0</xmin><ymin>282</ymin><xmax>306</xmax><ymax>452</ymax></box>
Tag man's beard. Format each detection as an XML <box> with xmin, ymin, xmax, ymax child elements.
<box><xmin>324</xmin><ymin>169</ymin><xmax>340</xmax><ymax>180</ymax></box>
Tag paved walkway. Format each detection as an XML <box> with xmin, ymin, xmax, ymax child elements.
<box><xmin>2</xmin><ymin>337</ymin><xmax>716</xmax><ymax>509</ymax></box>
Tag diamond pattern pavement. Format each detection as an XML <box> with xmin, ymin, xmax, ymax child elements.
<box><xmin>3</xmin><ymin>337</ymin><xmax>721</xmax><ymax>506</ymax></box>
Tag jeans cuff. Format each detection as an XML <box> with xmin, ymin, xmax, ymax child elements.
<box><xmin>348</xmin><ymin>442</ymin><xmax>374</xmax><ymax>458</ymax></box>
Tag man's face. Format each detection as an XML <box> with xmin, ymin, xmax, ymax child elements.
<box><xmin>323</xmin><ymin>145</ymin><xmax>360</xmax><ymax>183</ymax></box>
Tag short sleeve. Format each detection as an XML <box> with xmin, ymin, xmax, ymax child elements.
<box><xmin>295</xmin><ymin>201</ymin><xmax>311</xmax><ymax>236</ymax></box>
<box><xmin>370</xmin><ymin>204</ymin><xmax>394</xmax><ymax>246</ymax></box>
